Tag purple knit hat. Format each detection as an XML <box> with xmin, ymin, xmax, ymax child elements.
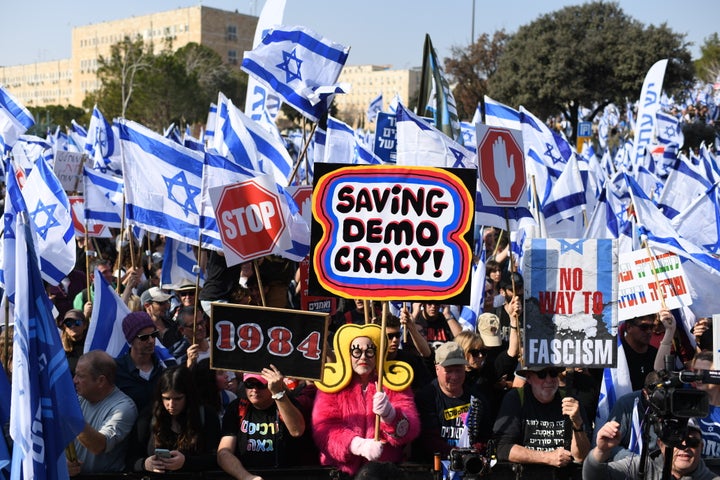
<box><xmin>122</xmin><ymin>311</ymin><xmax>155</xmax><ymax>344</ymax></box>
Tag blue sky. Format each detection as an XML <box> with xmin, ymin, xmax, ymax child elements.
<box><xmin>1</xmin><ymin>1</ymin><xmax>716</xmax><ymax>68</ymax></box>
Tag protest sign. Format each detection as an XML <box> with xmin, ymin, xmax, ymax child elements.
<box><xmin>373</xmin><ymin>112</ymin><xmax>397</xmax><ymax>163</ymax></box>
<box><xmin>310</xmin><ymin>163</ymin><xmax>475</xmax><ymax>303</ymax></box>
<box><xmin>210</xmin><ymin>303</ymin><xmax>329</xmax><ymax>381</ymax></box>
<box><xmin>54</xmin><ymin>151</ymin><xmax>85</xmax><ymax>193</ymax></box>
<box><xmin>617</xmin><ymin>250</ymin><xmax>692</xmax><ymax>321</ymax></box>
<box><xmin>299</xmin><ymin>257</ymin><xmax>337</xmax><ymax>314</ymax></box>
<box><xmin>523</xmin><ymin>238</ymin><xmax>617</xmax><ymax>368</ymax></box>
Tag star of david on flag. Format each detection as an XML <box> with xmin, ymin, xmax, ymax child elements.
<box><xmin>242</xmin><ymin>25</ymin><xmax>350</xmax><ymax>122</ymax></box>
<box><xmin>164</xmin><ymin>171</ymin><xmax>201</xmax><ymax>217</ymax></box>
<box><xmin>29</xmin><ymin>199</ymin><xmax>60</xmax><ymax>240</ymax></box>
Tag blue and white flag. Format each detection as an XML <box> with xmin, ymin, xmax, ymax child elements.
<box><xmin>595</xmin><ymin>340</ymin><xmax>632</xmax><ymax>428</ymax></box>
<box><xmin>20</xmin><ymin>157</ymin><xmax>76</xmax><ymax>285</ymax></box>
<box><xmin>244</xmin><ymin>0</ymin><xmax>286</xmax><ymax>130</ymax></box>
<box><xmin>205</xmin><ymin>103</ymin><xmax>217</xmax><ymax>145</ymax></box>
<box><xmin>458</xmin><ymin>251</ymin><xmax>487</xmax><ymax>332</ymax></box>
<box><xmin>396</xmin><ymin>102</ymin><xmax>475</xmax><ymax>168</ymax></box>
<box><xmin>0</xmin><ymin>85</ymin><xmax>34</xmax><ymax>153</ymax></box>
<box><xmin>324</xmin><ymin>116</ymin><xmax>382</xmax><ymax>165</ymax></box>
<box><xmin>626</xmin><ymin>173</ymin><xmax>720</xmax><ymax>317</ymax></box>
<box><xmin>584</xmin><ymin>183</ymin><xmax>634</xmax><ymax>254</ymax></box>
<box><xmin>85</xmin><ymin>106</ymin><xmax>122</xmax><ymax>175</ymax></box>
<box><xmin>10</xmin><ymin>213</ymin><xmax>85</xmax><ymax>480</ymax></box>
<box><xmin>542</xmin><ymin>154</ymin><xmax>586</xmax><ymax>223</ymax></box>
<box><xmin>161</xmin><ymin>237</ymin><xmax>204</xmax><ymax>287</ymax></box>
<box><xmin>417</xmin><ymin>34</ymin><xmax>460</xmax><ymax>140</ymax></box>
<box><xmin>656</xmin><ymin>110</ymin><xmax>684</xmax><ymax>147</ymax></box>
<box><xmin>483</xmin><ymin>95</ymin><xmax>521</xmax><ymax>131</ymax></box>
<box><xmin>83</xmin><ymin>166</ymin><xmax>123</xmax><ymax>228</ymax></box>
<box><xmin>366</xmin><ymin>92</ymin><xmax>383</xmax><ymax>123</ymax></box>
<box><xmin>12</xmin><ymin>135</ymin><xmax>52</xmax><ymax>174</ymax></box>
<box><xmin>656</xmin><ymin>159</ymin><xmax>712</xmax><ymax>220</ymax></box>
<box><xmin>84</xmin><ymin>267</ymin><xmax>132</xmax><ymax>358</ymax></box>
<box><xmin>183</xmin><ymin>126</ymin><xmax>205</xmax><ymax>153</ymax></box>
<box><xmin>387</xmin><ymin>93</ymin><xmax>401</xmax><ymax>114</ymax></box>
<box><xmin>213</xmin><ymin>93</ymin><xmax>293</xmax><ymax>186</ymax></box>
<box><xmin>68</xmin><ymin>120</ymin><xmax>87</xmax><ymax>152</ymax></box>
<box><xmin>672</xmin><ymin>183</ymin><xmax>720</xmax><ymax>254</ymax></box>
<box><xmin>1</xmin><ymin>162</ymin><xmax>26</xmax><ymax>301</ymax></box>
<box><xmin>459</xmin><ymin>121</ymin><xmax>477</xmax><ymax>153</ymax></box>
<box><xmin>118</xmin><ymin>118</ymin><xmax>204</xmax><ymax>245</ymax></box>
<box><xmin>242</xmin><ymin>25</ymin><xmax>350</xmax><ymax>122</ymax></box>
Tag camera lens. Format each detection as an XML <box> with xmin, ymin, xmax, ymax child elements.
<box><xmin>463</xmin><ymin>455</ymin><xmax>484</xmax><ymax>475</ymax></box>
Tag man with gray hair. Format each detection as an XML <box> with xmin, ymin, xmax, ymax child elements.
<box><xmin>67</xmin><ymin>350</ymin><xmax>138</xmax><ymax>475</ymax></box>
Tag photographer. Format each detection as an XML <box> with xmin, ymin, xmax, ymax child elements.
<box><xmin>584</xmin><ymin>419</ymin><xmax>718</xmax><ymax>479</ymax></box>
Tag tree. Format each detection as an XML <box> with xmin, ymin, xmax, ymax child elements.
<box><xmin>26</xmin><ymin>105</ymin><xmax>88</xmax><ymax>137</ymax></box>
<box><xmin>487</xmin><ymin>2</ymin><xmax>694</xmax><ymax>141</ymax></box>
<box><xmin>694</xmin><ymin>33</ymin><xmax>720</xmax><ymax>83</ymax></box>
<box><xmin>445</xmin><ymin>30</ymin><xmax>510</xmax><ymax>120</ymax></box>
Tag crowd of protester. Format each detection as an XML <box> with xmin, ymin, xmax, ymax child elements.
<box><xmin>1</xmin><ymin>227</ymin><xmax>720</xmax><ymax>480</ymax></box>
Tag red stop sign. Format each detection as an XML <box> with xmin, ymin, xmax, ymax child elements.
<box><xmin>215</xmin><ymin>181</ymin><xmax>286</xmax><ymax>263</ymax></box>
<box><xmin>478</xmin><ymin>127</ymin><xmax>526</xmax><ymax>206</ymax></box>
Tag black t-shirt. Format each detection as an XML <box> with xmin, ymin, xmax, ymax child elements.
<box><xmin>220</xmin><ymin>398</ymin><xmax>300</xmax><ymax>468</ymax></box>
<box><xmin>199</xmin><ymin>251</ymin><xmax>242</xmax><ymax>302</ymax></box>
<box><xmin>621</xmin><ymin>337</ymin><xmax>658</xmax><ymax>391</ymax></box>
<box><xmin>415</xmin><ymin>313</ymin><xmax>454</xmax><ymax>349</ymax></box>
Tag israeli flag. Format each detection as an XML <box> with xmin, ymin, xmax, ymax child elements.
<box><xmin>483</xmin><ymin>95</ymin><xmax>521</xmax><ymax>131</ymax></box>
<box><xmin>324</xmin><ymin>116</ymin><xmax>382</xmax><ymax>165</ymax></box>
<box><xmin>85</xmin><ymin>105</ymin><xmax>122</xmax><ymax>175</ymax></box>
<box><xmin>366</xmin><ymin>92</ymin><xmax>383</xmax><ymax>123</ymax></box>
<box><xmin>68</xmin><ymin>119</ymin><xmax>87</xmax><ymax>152</ymax></box>
<box><xmin>83</xmin><ymin>166</ymin><xmax>124</xmax><ymax>228</ymax></box>
<box><xmin>459</xmin><ymin>121</ymin><xmax>477</xmax><ymax>153</ymax></box>
<box><xmin>656</xmin><ymin>110</ymin><xmax>684</xmax><ymax>147</ymax></box>
<box><xmin>0</xmin><ymin>84</ymin><xmax>34</xmax><ymax>152</ymax></box>
<box><xmin>213</xmin><ymin>92</ymin><xmax>293</xmax><ymax>186</ymax></box>
<box><xmin>656</xmin><ymin>159</ymin><xmax>712</xmax><ymax>220</ymax></box>
<box><xmin>595</xmin><ymin>340</ymin><xmax>632</xmax><ymax>427</ymax></box>
<box><xmin>118</xmin><ymin>118</ymin><xmax>204</xmax><ymax>246</ymax></box>
<box><xmin>542</xmin><ymin>154</ymin><xmax>586</xmax><ymax>223</ymax></box>
<box><xmin>396</xmin><ymin>102</ymin><xmax>475</xmax><ymax>168</ymax></box>
<box><xmin>161</xmin><ymin>236</ymin><xmax>204</xmax><ymax>287</ymax></box>
<box><xmin>205</xmin><ymin>102</ymin><xmax>217</xmax><ymax>145</ymax></box>
<box><xmin>242</xmin><ymin>25</ymin><xmax>350</xmax><ymax>122</ymax></box>
<box><xmin>20</xmin><ymin>157</ymin><xmax>76</xmax><ymax>285</ymax></box>
<box><xmin>85</xmin><ymin>267</ymin><xmax>132</xmax><ymax>357</ymax></box>
<box><xmin>183</xmin><ymin>125</ymin><xmax>205</xmax><ymax>152</ymax></box>
<box><xmin>1</xmin><ymin>161</ymin><xmax>26</xmax><ymax>301</ymax></box>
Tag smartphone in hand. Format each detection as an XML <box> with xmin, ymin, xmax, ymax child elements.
<box><xmin>154</xmin><ymin>448</ymin><xmax>171</xmax><ymax>459</ymax></box>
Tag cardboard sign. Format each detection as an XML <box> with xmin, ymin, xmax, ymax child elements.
<box><xmin>299</xmin><ymin>257</ymin><xmax>337</xmax><ymax>314</ymax></box>
<box><xmin>310</xmin><ymin>163</ymin><xmax>475</xmax><ymax>303</ymax></box>
<box><xmin>523</xmin><ymin>238</ymin><xmax>618</xmax><ymax>368</ymax></box>
<box><xmin>54</xmin><ymin>151</ymin><xmax>85</xmax><ymax>193</ymax></box>
<box><xmin>617</xmin><ymin>250</ymin><xmax>692</xmax><ymax>321</ymax></box>
<box><xmin>210</xmin><ymin>303</ymin><xmax>329</xmax><ymax>381</ymax></box>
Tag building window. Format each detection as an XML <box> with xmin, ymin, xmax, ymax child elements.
<box><xmin>228</xmin><ymin>50</ymin><xmax>238</xmax><ymax>65</ymax></box>
<box><xmin>227</xmin><ymin>25</ymin><xmax>238</xmax><ymax>41</ymax></box>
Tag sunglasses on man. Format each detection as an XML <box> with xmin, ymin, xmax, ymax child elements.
<box><xmin>136</xmin><ymin>330</ymin><xmax>159</xmax><ymax>342</ymax></box>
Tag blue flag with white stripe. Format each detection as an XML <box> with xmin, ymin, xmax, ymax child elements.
<box><xmin>161</xmin><ymin>237</ymin><xmax>204</xmax><ymax>287</ymax></box>
<box><xmin>0</xmin><ymin>85</ymin><xmax>34</xmax><ymax>153</ymax></box>
<box><xmin>458</xmin><ymin>250</ymin><xmax>487</xmax><ymax>331</ymax></box>
<box><xmin>242</xmin><ymin>25</ymin><xmax>350</xmax><ymax>122</ymax></box>
<box><xmin>484</xmin><ymin>95</ymin><xmax>521</xmax><ymax>131</ymax></box>
<box><xmin>366</xmin><ymin>92</ymin><xmax>383</xmax><ymax>123</ymax></box>
<box><xmin>83</xmin><ymin>166</ymin><xmax>123</xmax><ymax>228</ymax></box>
<box><xmin>85</xmin><ymin>105</ymin><xmax>122</xmax><ymax>175</ymax></box>
<box><xmin>20</xmin><ymin>157</ymin><xmax>76</xmax><ymax>285</ymax></box>
<box><xmin>324</xmin><ymin>116</ymin><xmax>382</xmax><ymax>165</ymax></box>
<box><xmin>10</xmin><ymin>212</ymin><xmax>85</xmax><ymax>480</ymax></box>
<box><xmin>118</xmin><ymin>118</ymin><xmax>204</xmax><ymax>246</ymax></box>
<box><xmin>84</xmin><ymin>266</ymin><xmax>132</xmax><ymax>357</ymax></box>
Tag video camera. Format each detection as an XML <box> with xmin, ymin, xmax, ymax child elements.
<box><xmin>449</xmin><ymin>448</ymin><xmax>491</xmax><ymax>479</ymax></box>
<box><xmin>645</xmin><ymin>358</ymin><xmax>716</xmax><ymax>448</ymax></box>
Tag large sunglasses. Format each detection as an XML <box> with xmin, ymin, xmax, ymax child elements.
<box><xmin>535</xmin><ymin>368</ymin><xmax>560</xmax><ymax>379</ymax></box>
<box><xmin>63</xmin><ymin>318</ymin><xmax>84</xmax><ymax>328</ymax></box>
<box><xmin>136</xmin><ymin>330</ymin><xmax>159</xmax><ymax>342</ymax></box>
<box><xmin>243</xmin><ymin>380</ymin><xmax>268</xmax><ymax>390</ymax></box>
<box><xmin>350</xmin><ymin>347</ymin><xmax>377</xmax><ymax>359</ymax></box>
<box><xmin>386</xmin><ymin>332</ymin><xmax>402</xmax><ymax>340</ymax></box>
<box><xmin>679</xmin><ymin>436</ymin><xmax>701</xmax><ymax>449</ymax></box>
<box><xmin>632</xmin><ymin>323</ymin><xmax>654</xmax><ymax>332</ymax></box>
<box><xmin>468</xmin><ymin>349</ymin><xmax>488</xmax><ymax>357</ymax></box>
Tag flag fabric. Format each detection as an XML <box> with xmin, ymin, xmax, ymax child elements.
<box><xmin>183</xmin><ymin>126</ymin><xmax>204</xmax><ymax>153</ymax></box>
<box><xmin>625</xmin><ymin>173</ymin><xmax>720</xmax><ymax>317</ymax></box>
<box><xmin>0</xmin><ymin>363</ymin><xmax>10</xmax><ymax>478</ymax></box>
<box><xmin>68</xmin><ymin>120</ymin><xmax>87</xmax><ymax>152</ymax></box>
<box><xmin>84</xmin><ymin>266</ymin><xmax>132</xmax><ymax>357</ymax></box>
<box><xmin>595</xmin><ymin>340</ymin><xmax>633</xmax><ymax>428</ymax></box>
<box><xmin>483</xmin><ymin>95</ymin><xmax>521</xmax><ymax>131</ymax></box>
<box><xmin>1</xmin><ymin>162</ymin><xmax>26</xmax><ymax>301</ymax></box>
<box><xmin>396</xmin><ymin>103</ymin><xmax>475</xmax><ymax>169</ymax></box>
<box><xmin>541</xmin><ymin>154</ymin><xmax>586</xmax><ymax>223</ymax></box>
<box><xmin>85</xmin><ymin>105</ymin><xmax>122</xmax><ymax>175</ymax></box>
<box><xmin>366</xmin><ymin>92</ymin><xmax>383</xmax><ymax>123</ymax></box>
<box><xmin>656</xmin><ymin>159</ymin><xmax>712</xmax><ymax>220</ymax></box>
<box><xmin>583</xmin><ymin>182</ymin><xmax>634</xmax><ymax>254</ymax></box>
<box><xmin>416</xmin><ymin>34</ymin><xmax>460</xmax><ymax>140</ymax></box>
<box><xmin>118</xmin><ymin>118</ymin><xmax>204</xmax><ymax>246</ymax></box>
<box><xmin>161</xmin><ymin>237</ymin><xmax>204</xmax><ymax>287</ymax></box>
<box><xmin>459</xmin><ymin>121</ymin><xmax>477</xmax><ymax>153</ymax></box>
<box><xmin>630</xmin><ymin>59</ymin><xmax>668</xmax><ymax>167</ymax></box>
<box><xmin>241</xmin><ymin>25</ymin><xmax>350</xmax><ymax>122</ymax></box>
<box><xmin>458</xmin><ymin>251</ymin><xmax>487</xmax><ymax>331</ymax></box>
<box><xmin>671</xmin><ymin>182</ymin><xmax>720</xmax><ymax>253</ymax></box>
<box><xmin>10</xmin><ymin>212</ymin><xmax>85</xmax><ymax>480</ymax></box>
<box><xmin>83</xmin><ymin>166</ymin><xmax>124</xmax><ymax>228</ymax></box>
<box><xmin>0</xmin><ymin>85</ymin><xmax>34</xmax><ymax>153</ymax></box>
<box><xmin>324</xmin><ymin>116</ymin><xmax>382</xmax><ymax>165</ymax></box>
<box><xmin>20</xmin><ymin>157</ymin><xmax>76</xmax><ymax>285</ymax></box>
<box><xmin>213</xmin><ymin>93</ymin><xmax>294</xmax><ymax>186</ymax></box>
<box><xmin>244</xmin><ymin>0</ymin><xmax>286</xmax><ymax>129</ymax></box>
<box><xmin>656</xmin><ymin>110</ymin><xmax>684</xmax><ymax>147</ymax></box>
<box><xmin>204</xmin><ymin>103</ymin><xmax>217</xmax><ymax>145</ymax></box>
<box><xmin>12</xmin><ymin>135</ymin><xmax>53</xmax><ymax>174</ymax></box>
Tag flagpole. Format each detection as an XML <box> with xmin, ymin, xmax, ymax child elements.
<box><xmin>287</xmin><ymin>122</ymin><xmax>318</xmax><ymax>186</ymax></box>
<box><xmin>2</xmin><ymin>297</ymin><xmax>9</xmax><ymax>373</ymax></box>
<box><xmin>375</xmin><ymin>301</ymin><xmax>388</xmax><ymax>441</ymax></box>
<box><xmin>530</xmin><ymin>176</ymin><xmax>544</xmax><ymax>238</ymax></box>
<box><xmin>116</xmin><ymin>196</ymin><xmax>127</xmax><ymax>293</ymax></box>
<box><xmin>253</xmin><ymin>259</ymin><xmax>267</xmax><ymax>307</ymax></box>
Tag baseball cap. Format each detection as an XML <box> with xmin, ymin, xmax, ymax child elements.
<box><xmin>140</xmin><ymin>286</ymin><xmax>172</xmax><ymax>305</ymax></box>
<box><xmin>477</xmin><ymin>313</ymin><xmax>502</xmax><ymax>347</ymax></box>
<box><xmin>434</xmin><ymin>342</ymin><xmax>468</xmax><ymax>367</ymax></box>
<box><xmin>242</xmin><ymin>373</ymin><xmax>268</xmax><ymax>385</ymax></box>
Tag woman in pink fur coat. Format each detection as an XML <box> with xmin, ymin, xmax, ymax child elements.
<box><xmin>312</xmin><ymin>323</ymin><xmax>420</xmax><ymax>476</ymax></box>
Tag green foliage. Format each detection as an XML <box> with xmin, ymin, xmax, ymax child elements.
<box><xmin>486</xmin><ymin>2</ymin><xmax>693</xmax><ymax>140</ymax></box>
<box><xmin>26</xmin><ymin>105</ymin><xmax>88</xmax><ymax>136</ymax></box>
<box><xmin>85</xmin><ymin>38</ymin><xmax>247</xmax><ymax>132</ymax></box>
<box><xmin>694</xmin><ymin>33</ymin><xmax>720</xmax><ymax>83</ymax></box>
<box><xmin>445</xmin><ymin>30</ymin><xmax>510</xmax><ymax>120</ymax></box>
